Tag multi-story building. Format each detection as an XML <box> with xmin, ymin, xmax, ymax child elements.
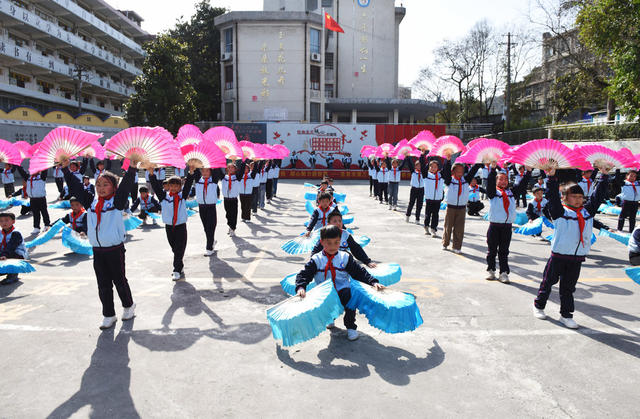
<box><xmin>215</xmin><ymin>0</ymin><xmax>442</xmax><ymax>124</ymax></box>
<box><xmin>0</xmin><ymin>0</ymin><xmax>150</xmax><ymax>122</ymax></box>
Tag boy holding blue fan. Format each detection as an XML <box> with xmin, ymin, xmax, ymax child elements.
<box><xmin>304</xmin><ymin>192</ymin><xmax>336</xmax><ymax>237</ymax></box>
<box><xmin>296</xmin><ymin>225</ymin><xmax>384</xmax><ymax>341</ymax></box>
<box><xmin>59</xmin><ymin>197</ymin><xmax>88</xmax><ymax>234</ymax></box>
<box><xmin>311</xmin><ymin>210</ymin><xmax>376</xmax><ymax>268</ymax></box>
<box><xmin>0</xmin><ymin>212</ymin><xmax>28</xmax><ymax>285</ymax></box>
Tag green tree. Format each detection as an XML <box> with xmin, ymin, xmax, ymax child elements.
<box><xmin>125</xmin><ymin>35</ymin><xmax>198</xmax><ymax>133</ymax></box>
<box><xmin>171</xmin><ymin>1</ymin><xmax>227</xmax><ymax>121</ymax></box>
<box><xmin>435</xmin><ymin>101</ymin><xmax>461</xmax><ymax>123</ymax></box>
<box><xmin>550</xmin><ymin>70</ymin><xmax>607</xmax><ymax>120</ymax></box>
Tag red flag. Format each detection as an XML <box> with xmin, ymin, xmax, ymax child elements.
<box><xmin>325</xmin><ymin>12</ymin><xmax>344</xmax><ymax>33</ymax></box>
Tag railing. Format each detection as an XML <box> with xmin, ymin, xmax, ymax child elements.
<box><xmin>483</xmin><ymin>121</ymin><xmax>640</xmax><ymax>144</ymax></box>
<box><xmin>0</xmin><ymin>0</ymin><xmax>142</xmax><ymax>76</ymax></box>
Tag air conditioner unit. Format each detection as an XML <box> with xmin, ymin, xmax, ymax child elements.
<box><xmin>310</xmin><ymin>52</ymin><xmax>321</xmax><ymax>62</ymax></box>
<box><xmin>221</xmin><ymin>52</ymin><xmax>232</xmax><ymax>62</ymax></box>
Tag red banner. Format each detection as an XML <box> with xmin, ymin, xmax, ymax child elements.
<box><xmin>375</xmin><ymin>124</ymin><xmax>446</xmax><ymax>145</ymax></box>
<box><xmin>279</xmin><ymin>169</ymin><xmax>411</xmax><ymax>180</ymax></box>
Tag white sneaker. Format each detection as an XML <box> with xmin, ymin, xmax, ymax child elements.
<box><xmin>441</xmin><ymin>246</ymin><xmax>448</xmax><ymax>251</ymax></box>
<box><xmin>205</xmin><ymin>249</ymin><xmax>214</xmax><ymax>256</ymax></box>
<box><xmin>430</xmin><ymin>228</ymin><xmax>438</xmax><ymax>237</ymax></box>
<box><xmin>43</xmin><ymin>225</ymin><xmax>50</xmax><ymax>232</ymax></box>
<box><xmin>453</xmin><ymin>249</ymin><xmax>461</xmax><ymax>255</ymax></box>
<box><xmin>498</xmin><ymin>272</ymin><xmax>510</xmax><ymax>284</ymax></box>
<box><xmin>347</xmin><ymin>329</ymin><xmax>359</xmax><ymax>341</ymax></box>
<box><xmin>560</xmin><ymin>316</ymin><xmax>579</xmax><ymax>329</ymax></box>
<box><xmin>424</xmin><ymin>226</ymin><xmax>431</xmax><ymax>236</ymax></box>
<box><xmin>99</xmin><ymin>316</ymin><xmax>117</xmax><ymax>330</ymax></box>
<box><xmin>229</xmin><ymin>229</ymin><xmax>235</xmax><ymax>237</ymax></box>
<box><xmin>227</xmin><ymin>227</ymin><xmax>231</xmax><ymax>235</ymax></box>
<box><xmin>122</xmin><ymin>303</ymin><xmax>136</xmax><ymax>321</ymax></box>
<box><xmin>394</xmin><ymin>206</ymin><xmax>398</xmax><ymax>211</ymax></box>
<box><xmin>31</xmin><ymin>228</ymin><xmax>40</xmax><ymax>235</ymax></box>
<box><xmin>326</xmin><ymin>322</ymin><xmax>336</xmax><ymax>329</ymax></box>
<box><xmin>486</xmin><ymin>270</ymin><xmax>496</xmax><ymax>281</ymax></box>
<box><xmin>171</xmin><ymin>271</ymin><xmax>181</xmax><ymax>281</ymax></box>
<box><xmin>415</xmin><ymin>219</ymin><xmax>421</xmax><ymax>225</ymax></box>
<box><xmin>406</xmin><ymin>216</ymin><xmax>410</xmax><ymax>223</ymax></box>
<box><xmin>533</xmin><ymin>305</ymin><xmax>547</xmax><ymax>320</ymax></box>
<box><xmin>388</xmin><ymin>205</ymin><xmax>392</xmax><ymax>210</ymax></box>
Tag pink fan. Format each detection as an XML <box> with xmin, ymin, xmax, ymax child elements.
<box><xmin>176</xmin><ymin>124</ymin><xmax>204</xmax><ymax>147</ymax></box>
<box><xmin>0</xmin><ymin>139</ymin><xmax>23</xmax><ymax>165</ymax></box>
<box><xmin>29</xmin><ymin>127</ymin><xmax>102</xmax><ymax>173</ymax></box>
<box><xmin>574</xmin><ymin>144</ymin><xmax>635</xmax><ymax>170</ymax></box>
<box><xmin>271</xmin><ymin>144</ymin><xmax>290</xmax><ymax>159</ymax></box>
<box><xmin>29</xmin><ymin>142</ymin><xmax>41</xmax><ymax>156</ymax></box>
<box><xmin>466</xmin><ymin>138</ymin><xmax>485</xmax><ymax>149</ymax></box>
<box><xmin>239</xmin><ymin>141</ymin><xmax>257</xmax><ymax>160</ymax></box>
<box><xmin>181</xmin><ymin>142</ymin><xmax>227</xmax><ymax>169</ymax></box>
<box><xmin>80</xmin><ymin>142</ymin><xmax>106</xmax><ymax>160</ymax></box>
<box><xmin>374</xmin><ymin>143</ymin><xmax>394</xmax><ymax>158</ymax></box>
<box><xmin>104</xmin><ymin>126</ymin><xmax>183</xmax><ymax>169</ymax></box>
<box><xmin>360</xmin><ymin>145</ymin><xmax>376</xmax><ymax>157</ymax></box>
<box><xmin>429</xmin><ymin>135</ymin><xmax>467</xmax><ymax>158</ymax></box>
<box><xmin>409</xmin><ymin>130</ymin><xmax>437</xmax><ymax>151</ymax></box>
<box><xmin>253</xmin><ymin>143</ymin><xmax>277</xmax><ymax>160</ymax></box>
<box><xmin>14</xmin><ymin>141</ymin><xmax>33</xmax><ymax>160</ymax></box>
<box><xmin>509</xmin><ymin>139</ymin><xmax>590</xmax><ymax>170</ymax></box>
<box><xmin>456</xmin><ymin>139</ymin><xmax>510</xmax><ymax>165</ymax></box>
<box><xmin>392</xmin><ymin>139</ymin><xmax>417</xmax><ymax>160</ymax></box>
<box><xmin>203</xmin><ymin>127</ymin><xmax>242</xmax><ymax>160</ymax></box>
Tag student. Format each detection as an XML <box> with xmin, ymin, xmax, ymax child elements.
<box><xmin>251</xmin><ymin>161</ymin><xmax>264</xmax><ymax>215</ymax></box>
<box><xmin>12</xmin><ymin>181</ymin><xmax>31</xmax><ymax>216</ymax></box>
<box><xmin>57</xmin><ymin>197</ymin><xmax>88</xmax><ymax>234</ymax></box>
<box><xmin>51</xmin><ymin>164</ymin><xmax>65</xmax><ymax>199</ymax></box>
<box><xmin>386</xmin><ymin>158</ymin><xmax>402</xmax><ymax>211</ymax></box>
<box><xmin>422</xmin><ymin>160</ymin><xmax>445</xmax><ymax>237</ymax></box>
<box><xmin>68</xmin><ymin>159</ymin><xmax>88</xmax><ymax>182</ymax></box>
<box><xmin>0</xmin><ymin>212</ymin><xmax>28</xmax><ymax>285</ymax></box>
<box><xmin>222</xmin><ymin>162</ymin><xmax>240</xmax><ymax>236</ymax></box>
<box><xmin>485</xmin><ymin>163</ymin><xmax>531</xmax><ymax>283</ymax></box>
<box><xmin>577</xmin><ymin>169</ymin><xmax>598</xmax><ymax>197</ymax></box>
<box><xmin>63</xmin><ymin>162</ymin><xmax>137</xmax><ymax>330</ymax></box>
<box><xmin>174</xmin><ymin>166</ymin><xmax>186</xmax><ymax>179</ymax></box>
<box><xmin>82</xmin><ymin>176</ymin><xmax>95</xmax><ymax>198</ymax></box>
<box><xmin>305</xmin><ymin>192</ymin><xmax>336</xmax><ymax>237</ymax></box>
<box><xmin>367</xmin><ymin>157</ymin><xmax>377</xmax><ymax>197</ymax></box>
<box><xmin>526</xmin><ymin>187</ymin><xmax>550</xmax><ymax>221</ymax></box>
<box><xmin>191</xmin><ymin>166</ymin><xmax>223</xmax><ymax>256</ymax></box>
<box><xmin>467</xmin><ymin>177</ymin><xmax>485</xmax><ymax>216</ymax></box>
<box><xmin>375</xmin><ymin>159</ymin><xmax>389</xmax><ymax>204</ymax></box>
<box><xmin>17</xmin><ymin>166</ymin><xmax>51</xmax><ymax>235</ymax></box>
<box><xmin>480</xmin><ymin>164</ymin><xmax>490</xmax><ymax>200</ymax></box>
<box><xmin>145</xmin><ymin>167</ymin><xmax>165</xmax><ymax>195</ymax></box>
<box><xmin>511</xmin><ymin>165</ymin><xmax>529</xmax><ymax>207</ymax></box>
<box><xmin>533</xmin><ymin>167</ymin><xmax>610</xmax><ymax>328</ymax></box>
<box><xmin>629</xmin><ymin>226</ymin><xmax>640</xmax><ymax>266</ymax></box>
<box><xmin>1</xmin><ymin>163</ymin><xmax>16</xmax><ymax>198</ymax></box>
<box><xmin>405</xmin><ymin>160</ymin><xmax>424</xmax><ymax>224</ymax></box>
<box><xmin>271</xmin><ymin>159</ymin><xmax>281</xmax><ymax>198</ymax></box>
<box><xmin>441</xmin><ymin>159</ymin><xmax>480</xmax><ymax>253</ymax></box>
<box><xmin>238</xmin><ymin>161</ymin><xmax>258</xmax><ymax>222</ymax></box>
<box><xmin>295</xmin><ymin>225</ymin><xmax>384</xmax><ymax>341</ymax></box>
<box><xmin>311</xmin><ymin>209</ymin><xmax>377</xmax><ymax>268</ymax></box>
<box><xmin>615</xmin><ymin>169</ymin><xmax>640</xmax><ymax>232</ymax></box>
<box><xmin>534</xmin><ymin>175</ymin><xmax>547</xmax><ymax>192</ymax></box>
<box><xmin>258</xmin><ymin>161</ymin><xmax>269</xmax><ymax>209</ymax></box>
<box><xmin>266</xmin><ymin>160</ymin><xmax>276</xmax><ymax>204</ymax></box>
<box><xmin>90</xmin><ymin>160</ymin><xmax>111</xmax><ymax>181</ymax></box>
<box><xmin>130</xmin><ymin>186</ymin><xmax>160</xmax><ymax>224</ymax></box>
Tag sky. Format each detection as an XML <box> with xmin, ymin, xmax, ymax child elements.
<box><xmin>109</xmin><ymin>0</ymin><xmax>538</xmax><ymax>88</ymax></box>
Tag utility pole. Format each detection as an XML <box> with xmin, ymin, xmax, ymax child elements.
<box><xmin>73</xmin><ymin>58</ymin><xmax>87</xmax><ymax>115</ymax></box>
<box><xmin>505</xmin><ymin>32</ymin><xmax>512</xmax><ymax>132</ymax></box>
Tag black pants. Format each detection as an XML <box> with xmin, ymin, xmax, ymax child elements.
<box><xmin>369</xmin><ymin>177</ymin><xmax>374</xmax><ymax>195</ymax></box>
<box><xmin>424</xmin><ymin>199</ymin><xmax>441</xmax><ymax>229</ymax></box>
<box><xmin>338</xmin><ymin>287</ymin><xmax>356</xmax><ymax>330</ymax></box>
<box><xmin>251</xmin><ymin>187</ymin><xmax>259</xmax><ymax>213</ymax></box>
<box><xmin>406</xmin><ymin>187</ymin><xmax>424</xmax><ymax>219</ymax></box>
<box><xmin>372</xmin><ymin>179</ymin><xmax>379</xmax><ymax>198</ymax></box>
<box><xmin>630</xmin><ymin>251</ymin><xmax>640</xmax><ymax>266</ymax></box>
<box><xmin>138</xmin><ymin>209</ymin><xmax>158</xmax><ymax>221</ymax></box>
<box><xmin>3</xmin><ymin>183</ymin><xmax>14</xmax><ymax>198</ymax></box>
<box><xmin>486</xmin><ymin>223</ymin><xmax>512</xmax><ymax>273</ymax></box>
<box><xmin>618</xmin><ymin>200</ymin><xmax>639</xmax><ymax>232</ymax></box>
<box><xmin>266</xmin><ymin>179</ymin><xmax>274</xmax><ymax>200</ymax></box>
<box><xmin>198</xmin><ymin>204</ymin><xmax>217</xmax><ymax>250</ymax></box>
<box><xmin>20</xmin><ymin>204</ymin><xmax>31</xmax><ymax>216</ymax></box>
<box><xmin>467</xmin><ymin>201</ymin><xmax>484</xmax><ymax>215</ymax></box>
<box><xmin>165</xmin><ymin>223</ymin><xmax>187</xmax><ymax>273</ymax></box>
<box><xmin>240</xmin><ymin>193</ymin><xmax>253</xmax><ymax>221</ymax></box>
<box><xmin>129</xmin><ymin>183</ymin><xmax>139</xmax><ymax>202</ymax></box>
<box><xmin>377</xmin><ymin>182</ymin><xmax>388</xmax><ymax>203</ymax></box>
<box><xmin>93</xmin><ymin>244</ymin><xmax>133</xmax><ymax>317</ymax></box>
<box><xmin>30</xmin><ymin>197</ymin><xmax>50</xmax><ymax>229</ymax></box>
<box><xmin>54</xmin><ymin>177</ymin><xmax>64</xmax><ymax>197</ymax></box>
<box><xmin>535</xmin><ymin>256</ymin><xmax>582</xmax><ymax>318</ymax></box>
<box><xmin>516</xmin><ymin>190</ymin><xmax>527</xmax><ymax>208</ymax></box>
<box><xmin>224</xmin><ymin>197</ymin><xmax>238</xmax><ymax>231</ymax></box>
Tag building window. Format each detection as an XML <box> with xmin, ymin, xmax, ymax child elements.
<box><xmin>224</xmin><ymin>28</ymin><xmax>233</xmax><ymax>53</ymax></box>
<box><xmin>325</xmin><ymin>84</ymin><xmax>334</xmax><ymax>98</ymax></box>
<box><xmin>310</xmin><ymin>65</ymin><xmax>321</xmax><ymax>90</ymax></box>
<box><xmin>9</xmin><ymin>72</ymin><xmax>29</xmax><ymax>88</ymax></box>
<box><xmin>310</xmin><ymin>102</ymin><xmax>321</xmax><ymax>122</ymax></box>
<box><xmin>325</xmin><ymin>52</ymin><xmax>334</xmax><ymax>69</ymax></box>
<box><xmin>322</xmin><ymin>0</ymin><xmax>333</xmax><ymax>7</ymax></box>
<box><xmin>36</xmin><ymin>80</ymin><xmax>53</xmax><ymax>94</ymax></box>
<box><xmin>224</xmin><ymin>102</ymin><xmax>234</xmax><ymax>121</ymax></box>
<box><xmin>224</xmin><ymin>65</ymin><xmax>233</xmax><ymax>90</ymax></box>
<box><xmin>310</xmin><ymin>29</ymin><xmax>321</xmax><ymax>54</ymax></box>
<box><xmin>306</xmin><ymin>0</ymin><xmax>318</xmax><ymax>11</ymax></box>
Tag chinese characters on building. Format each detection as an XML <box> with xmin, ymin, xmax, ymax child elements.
<box><xmin>357</xmin><ymin>10</ymin><xmax>371</xmax><ymax>74</ymax></box>
<box><xmin>258</xmin><ymin>31</ymin><xmax>287</xmax><ymax>99</ymax></box>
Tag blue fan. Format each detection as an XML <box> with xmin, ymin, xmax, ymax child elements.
<box><xmin>346</xmin><ymin>281</ymin><xmax>423</xmax><ymax>334</ymax></box>
<box><xmin>280</xmin><ymin>232</ymin><xmax>320</xmax><ymax>255</ymax></box>
<box><xmin>0</xmin><ymin>259</ymin><xmax>35</xmax><ymax>274</ymax></box>
<box><xmin>514</xmin><ymin>217</ymin><xmax>543</xmax><ymax>236</ymax></box>
<box><xmin>187</xmin><ymin>209</ymin><xmax>197</xmax><ymax>217</ymax></box>
<box><xmin>10</xmin><ymin>197</ymin><xmax>29</xmax><ymax>207</ymax></box>
<box><xmin>304</xmin><ymin>191</ymin><xmax>317</xmax><ymax>201</ymax></box>
<box><xmin>147</xmin><ymin>212</ymin><xmax>162</xmax><ymax>220</ymax></box>
<box><xmin>304</xmin><ymin>182</ymin><xmax>316</xmax><ymax>188</ymax></box>
<box><xmin>185</xmin><ymin>200</ymin><xmax>199</xmax><ymax>209</ymax></box>
<box><xmin>355</xmin><ymin>235</ymin><xmax>371</xmax><ymax>247</ymax></box>
<box><xmin>598</xmin><ymin>203</ymin><xmax>610</xmax><ymax>212</ymax></box>
<box><xmin>305</xmin><ymin>200</ymin><xmax>315</xmax><ymax>215</ymax></box>
<box><xmin>469</xmin><ymin>192</ymin><xmax>479</xmax><ymax>202</ymax></box>
<box><xmin>280</xmin><ymin>273</ymin><xmax>316</xmax><ymax>296</ymax></box>
<box><xmin>541</xmin><ymin>216</ymin><xmax>554</xmax><ymax>229</ymax></box>
<box><xmin>366</xmin><ymin>263</ymin><xmax>402</xmax><ymax>286</ymax></box>
<box><xmin>333</xmin><ymin>192</ymin><xmax>346</xmax><ymax>203</ymax></box>
<box><xmin>61</xmin><ymin>227</ymin><xmax>93</xmax><ymax>255</ymax></box>
<box><xmin>440</xmin><ymin>202</ymin><xmax>447</xmax><ymax>210</ymax></box>
<box><xmin>217</xmin><ymin>198</ymin><xmax>223</xmax><ymax>205</ymax></box>
<box><xmin>124</xmin><ymin>215</ymin><xmax>143</xmax><ymax>231</ymax></box>
<box><xmin>601</xmin><ymin>205</ymin><xmax>621</xmax><ymax>215</ymax></box>
<box><xmin>526</xmin><ymin>193</ymin><xmax>534</xmax><ymax>200</ymax></box>
<box><xmin>24</xmin><ymin>219</ymin><xmax>65</xmax><ymax>248</ymax></box>
<box><xmin>342</xmin><ymin>215</ymin><xmax>354</xmax><ymax>225</ymax></box>
<box><xmin>598</xmin><ymin>229</ymin><xmax>630</xmax><ymax>245</ymax></box>
<box><xmin>624</xmin><ymin>267</ymin><xmax>640</xmax><ymax>286</ymax></box>
<box><xmin>0</xmin><ymin>199</ymin><xmax>13</xmax><ymax>209</ymax></box>
<box><xmin>339</xmin><ymin>205</ymin><xmax>349</xmax><ymax>215</ymax></box>
<box><xmin>49</xmin><ymin>200</ymin><xmax>71</xmax><ymax>209</ymax></box>
<box><xmin>267</xmin><ymin>280</ymin><xmax>344</xmax><ymax>347</ymax></box>
<box><xmin>483</xmin><ymin>213</ymin><xmax>490</xmax><ymax>221</ymax></box>
<box><xmin>514</xmin><ymin>211</ymin><xmax>528</xmax><ymax>226</ymax></box>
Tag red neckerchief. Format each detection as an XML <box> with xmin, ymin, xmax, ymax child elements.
<box><xmin>583</xmin><ymin>176</ymin><xmax>591</xmax><ymax>192</ymax></box>
<box><xmin>393</xmin><ymin>167</ymin><xmax>397</xmax><ymax>178</ymax></box>
<box><xmin>434</xmin><ymin>172</ymin><xmax>439</xmax><ymax>190</ymax></box>
<box><xmin>243</xmin><ymin>172</ymin><xmax>249</xmax><ymax>188</ymax></box>
<box><xmin>454</xmin><ymin>175</ymin><xmax>462</xmax><ymax>197</ymax></box>
<box><xmin>319</xmin><ymin>206</ymin><xmax>331</xmax><ymax>226</ymax></box>
<box><xmin>535</xmin><ymin>198</ymin><xmax>542</xmax><ymax>211</ymax></box>
<box><xmin>95</xmin><ymin>193</ymin><xmax>114</xmax><ymax>225</ymax></box>
<box><xmin>204</xmin><ymin>177</ymin><xmax>209</xmax><ymax>195</ymax></box>
<box><xmin>30</xmin><ymin>174</ymin><xmax>36</xmax><ymax>191</ymax></box>
<box><xmin>142</xmin><ymin>196</ymin><xmax>149</xmax><ymax>209</ymax></box>
<box><xmin>228</xmin><ymin>174</ymin><xmax>233</xmax><ymax>193</ymax></box>
<box><xmin>472</xmin><ymin>186</ymin><xmax>478</xmax><ymax>193</ymax></box>
<box><xmin>1</xmin><ymin>226</ymin><xmax>14</xmax><ymax>249</ymax></box>
<box><xmin>96</xmin><ymin>169</ymin><xmax>102</xmax><ymax>178</ymax></box>
<box><xmin>71</xmin><ymin>208</ymin><xmax>85</xmax><ymax>230</ymax></box>
<box><xmin>497</xmin><ymin>187</ymin><xmax>510</xmax><ymax>214</ymax></box>
<box><xmin>631</xmin><ymin>181</ymin><xmax>637</xmax><ymax>195</ymax></box>
<box><xmin>323</xmin><ymin>250</ymin><xmax>337</xmax><ymax>288</ymax></box>
<box><xmin>564</xmin><ymin>204</ymin><xmax>585</xmax><ymax>247</ymax></box>
<box><xmin>170</xmin><ymin>192</ymin><xmax>180</xmax><ymax>226</ymax></box>
<box><xmin>4</xmin><ymin>169</ymin><xmax>9</xmax><ymax>179</ymax></box>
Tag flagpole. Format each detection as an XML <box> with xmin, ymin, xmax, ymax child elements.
<box><xmin>321</xmin><ymin>7</ymin><xmax>326</xmax><ymax>123</ymax></box>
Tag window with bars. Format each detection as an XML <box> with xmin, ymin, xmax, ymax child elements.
<box><xmin>325</xmin><ymin>52</ymin><xmax>334</xmax><ymax>69</ymax></box>
<box><xmin>310</xmin><ymin>29</ymin><xmax>320</xmax><ymax>54</ymax></box>
<box><xmin>310</xmin><ymin>65</ymin><xmax>320</xmax><ymax>90</ymax></box>
<box><xmin>224</xmin><ymin>65</ymin><xmax>233</xmax><ymax>90</ymax></box>
<box><xmin>224</xmin><ymin>28</ymin><xmax>233</xmax><ymax>53</ymax></box>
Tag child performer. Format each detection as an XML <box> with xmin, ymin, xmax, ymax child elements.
<box><xmin>406</xmin><ymin>160</ymin><xmax>424</xmax><ymax>224</ymax></box>
<box><xmin>304</xmin><ymin>192</ymin><xmax>336</xmax><ymax>237</ymax></box>
<box><xmin>238</xmin><ymin>161</ymin><xmax>258</xmax><ymax>222</ymax></box>
<box><xmin>512</xmin><ymin>165</ymin><xmax>528</xmax><ymax>207</ymax></box>
<box><xmin>52</xmin><ymin>164</ymin><xmax>65</xmax><ymax>199</ymax></box>
<box><xmin>0</xmin><ymin>212</ymin><xmax>28</xmax><ymax>285</ymax></box>
<box><xmin>311</xmin><ymin>209</ymin><xmax>377</xmax><ymax>268</ymax></box>
<box><xmin>83</xmin><ymin>176</ymin><xmax>95</xmax><ymax>199</ymax></box>
<box><xmin>150</xmin><ymin>170</ymin><xmax>195</xmax><ymax>277</ymax></box>
<box><xmin>130</xmin><ymin>186</ymin><xmax>160</xmax><ymax>224</ymax></box>
<box><xmin>467</xmin><ymin>177</ymin><xmax>485</xmax><ymax>216</ymax></box>
<box><xmin>174</xmin><ymin>166</ymin><xmax>185</xmax><ymax>179</ymax></box>
<box><xmin>485</xmin><ymin>163</ymin><xmax>531</xmax><ymax>283</ymax></box>
<box><xmin>295</xmin><ymin>225</ymin><xmax>384</xmax><ymax>341</ymax></box>
<box><xmin>90</xmin><ymin>159</ymin><xmax>111</xmax><ymax>181</ymax></box>
<box><xmin>1</xmin><ymin>164</ymin><xmax>16</xmax><ymax>198</ymax></box>
<box><xmin>59</xmin><ymin>197</ymin><xmax>88</xmax><ymax>234</ymax></box>
<box><xmin>442</xmin><ymin>160</ymin><xmax>480</xmax><ymax>253</ymax></box>
<box><xmin>526</xmin><ymin>187</ymin><xmax>550</xmax><ymax>221</ymax></box>
<box><xmin>376</xmin><ymin>159</ymin><xmax>389</xmax><ymax>204</ymax></box>
<box><xmin>367</xmin><ymin>157</ymin><xmax>378</xmax><ymax>197</ymax></box>
<box><xmin>12</xmin><ymin>181</ymin><xmax>31</xmax><ymax>216</ymax></box>
<box><xmin>386</xmin><ymin>158</ymin><xmax>402</xmax><ymax>211</ymax></box>
<box><xmin>628</xmin><ymin>225</ymin><xmax>640</xmax><ymax>266</ymax></box>
<box><xmin>533</xmin><ymin>167</ymin><xmax>609</xmax><ymax>328</ymax></box>
<box><xmin>258</xmin><ymin>160</ymin><xmax>269</xmax><ymax>209</ymax></box>
<box><xmin>271</xmin><ymin>159</ymin><xmax>281</xmax><ymax>198</ymax></box>
<box><xmin>17</xmin><ymin>166</ymin><xmax>51</xmax><ymax>234</ymax></box>
<box><xmin>192</xmin><ymin>166</ymin><xmax>224</xmax><ymax>255</ymax></box>
<box><xmin>422</xmin><ymin>160</ymin><xmax>445</xmax><ymax>237</ymax></box>
<box><xmin>221</xmin><ymin>162</ymin><xmax>240</xmax><ymax>236</ymax></box>
<box><xmin>145</xmin><ymin>167</ymin><xmax>165</xmax><ymax>196</ymax></box>
<box><xmin>615</xmin><ymin>169</ymin><xmax>640</xmax><ymax>233</ymax></box>
<box><xmin>266</xmin><ymin>160</ymin><xmax>276</xmax><ymax>204</ymax></box>
<box><xmin>577</xmin><ymin>169</ymin><xmax>597</xmax><ymax>197</ymax></box>
<box><xmin>251</xmin><ymin>161</ymin><xmax>264</xmax><ymax>215</ymax></box>
<box><xmin>63</xmin><ymin>162</ymin><xmax>137</xmax><ymax>330</ymax></box>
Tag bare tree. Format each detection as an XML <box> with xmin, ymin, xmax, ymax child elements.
<box><xmin>412</xmin><ymin>66</ymin><xmax>454</xmax><ymax>103</ymax></box>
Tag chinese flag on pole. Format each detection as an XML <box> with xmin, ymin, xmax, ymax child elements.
<box><xmin>325</xmin><ymin>12</ymin><xmax>344</xmax><ymax>33</ymax></box>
